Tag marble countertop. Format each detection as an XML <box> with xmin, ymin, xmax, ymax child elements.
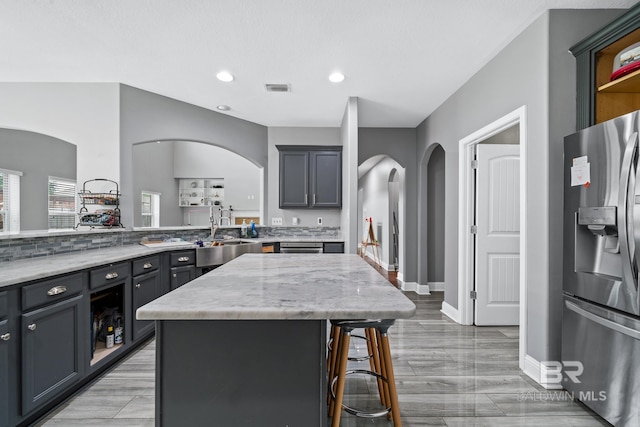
<box><xmin>137</xmin><ymin>254</ymin><xmax>416</xmax><ymax>321</ymax></box>
<box><xmin>0</xmin><ymin>244</ymin><xmax>178</xmax><ymax>288</ymax></box>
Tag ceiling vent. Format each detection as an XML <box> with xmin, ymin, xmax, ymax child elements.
<box><xmin>265</xmin><ymin>84</ymin><xmax>291</xmax><ymax>93</ymax></box>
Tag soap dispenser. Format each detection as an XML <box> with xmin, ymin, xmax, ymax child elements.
<box><xmin>240</xmin><ymin>219</ymin><xmax>248</xmax><ymax>238</ymax></box>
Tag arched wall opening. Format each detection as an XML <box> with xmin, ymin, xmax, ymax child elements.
<box><xmin>132</xmin><ymin>139</ymin><xmax>264</xmax><ymax>228</ymax></box>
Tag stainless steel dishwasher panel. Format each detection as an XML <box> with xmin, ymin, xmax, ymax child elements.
<box><xmin>279</xmin><ymin>242</ymin><xmax>323</xmax><ymax>254</ymax></box>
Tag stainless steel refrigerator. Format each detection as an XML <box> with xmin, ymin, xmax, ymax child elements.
<box><xmin>563</xmin><ymin>110</ymin><xmax>640</xmax><ymax>426</ymax></box>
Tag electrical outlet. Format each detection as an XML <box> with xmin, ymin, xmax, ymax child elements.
<box><xmin>317</xmin><ymin>217</ymin><xmax>323</xmax><ymax>225</ymax></box>
<box><xmin>272</xmin><ymin>217</ymin><xmax>283</xmax><ymax>226</ymax></box>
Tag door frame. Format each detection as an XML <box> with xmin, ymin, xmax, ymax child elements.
<box><xmin>457</xmin><ymin>105</ymin><xmax>527</xmax><ymax>369</ymax></box>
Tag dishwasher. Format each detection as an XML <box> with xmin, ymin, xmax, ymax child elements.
<box><xmin>279</xmin><ymin>242</ymin><xmax>323</xmax><ymax>254</ymax></box>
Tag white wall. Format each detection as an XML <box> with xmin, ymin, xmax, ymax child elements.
<box><xmin>0</xmin><ymin>83</ymin><xmax>120</xmax><ymax>194</ymax></box>
<box><xmin>268</xmin><ymin>127</ymin><xmax>342</xmax><ymax>227</ymax></box>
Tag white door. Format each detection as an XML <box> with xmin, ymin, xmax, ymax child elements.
<box><xmin>475</xmin><ymin>144</ymin><xmax>520</xmax><ymax>325</ymax></box>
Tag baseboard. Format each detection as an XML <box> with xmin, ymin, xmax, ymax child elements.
<box><xmin>362</xmin><ymin>251</ymin><xmax>392</xmax><ymax>271</ymax></box>
<box><xmin>440</xmin><ymin>301</ymin><xmax>459</xmax><ymax>323</ymax></box>
<box><xmin>523</xmin><ymin>355</ymin><xmax>563</xmax><ymax>389</ymax></box>
<box><xmin>428</xmin><ymin>281</ymin><xmax>445</xmax><ymax>291</ymax></box>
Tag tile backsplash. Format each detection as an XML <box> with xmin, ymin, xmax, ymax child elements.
<box><xmin>0</xmin><ymin>226</ymin><xmax>341</xmax><ymax>262</ymax></box>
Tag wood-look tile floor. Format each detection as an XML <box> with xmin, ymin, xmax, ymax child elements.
<box><xmin>36</xmin><ymin>291</ymin><xmax>610</xmax><ymax>426</ymax></box>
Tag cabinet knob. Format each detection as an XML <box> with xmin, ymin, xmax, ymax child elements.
<box><xmin>143</xmin><ymin>262</ymin><xmax>153</xmax><ymax>269</ymax></box>
<box><xmin>172</xmin><ymin>273</ymin><xmax>177</xmax><ymax>278</ymax></box>
<box><xmin>27</xmin><ymin>323</ymin><xmax>37</xmax><ymax>331</ymax></box>
<box><xmin>0</xmin><ymin>333</ymin><xmax>10</xmax><ymax>341</ymax></box>
<box><xmin>136</xmin><ymin>283</ymin><xmax>141</xmax><ymax>288</ymax></box>
<box><xmin>105</xmin><ymin>272</ymin><xmax>119</xmax><ymax>280</ymax></box>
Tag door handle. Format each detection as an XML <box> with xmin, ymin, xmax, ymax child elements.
<box><xmin>618</xmin><ymin>132</ymin><xmax>638</xmax><ymax>294</ymax></box>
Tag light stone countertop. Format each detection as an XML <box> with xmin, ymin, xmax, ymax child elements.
<box><xmin>136</xmin><ymin>254</ymin><xmax>416</xmax><ymax>321</ymax></box>
<box><xmin>0</xmin><ymin>244</ymin><xmax>190</xmax><ymax>288</ymax></box>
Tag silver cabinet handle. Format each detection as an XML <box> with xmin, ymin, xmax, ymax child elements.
<box><xmin>28</xmin><ymin>323</ymin><xmax>37</xmax><ymax>331</ymax></box>
<box><xmin>105</xmin><ymin>272</ymin><xmax>119</xmax><ymax>280</ymax></box>
<box><xmin>47</xmin><ymin>285</ymin><xmax>67</xmax><ymax>296</ymax></box>
<box><xmin>305</xmin><ymin>194</ymin><xmax>308</xmax><ymax>205</ymax></box>
<box><xmin>136</xmin><ymin>283</ymin><xmax>141</xmax><ymax>288</ymax></box>
<box><xmin>177</xmin><ymin>257</ymin><xmax>190</xmax><ymax>262</ymax></box>
<box><xmin>313</xmin><ymin>194</ymin><xmax>316</xmax><ymax>205</ymax></box>
<box><xmin>143</xmin><ymin>262</ymin><xmax>153</xmax><ymax>269</ymax></box>
<box><xmin>0</xmin><ymin>333</ymin><xmax>10</xmax><ymax>341</ymax></box>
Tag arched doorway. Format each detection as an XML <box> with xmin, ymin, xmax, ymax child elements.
<box><xmin>426</xmin><ymin>145</ymin><xmax>446</xmax><ymax>292</ymax></box>
<box><xmin>358</xmin><ymin>155</ymin><xmax>406</xmax><ymax>283</ymax></box>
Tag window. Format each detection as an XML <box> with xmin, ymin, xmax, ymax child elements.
<box><xmin>0</xmin><ymin>169</ymin><xmax>21</xmax><ymax>233</ymax></box>
<box><xmin>48</xmin><ymin>177</ymin><xmax>77</xmax><ymax>230</ymax></box>
<box><xmin>141</xmin><ymin>191</ymin><xmax>160</xmax><ymax>228</ymax></box>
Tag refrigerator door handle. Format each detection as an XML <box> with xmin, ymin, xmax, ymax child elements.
<box><xmin>566</xmin><ymin>299</ymin><xmax>640</xmax><ymax>340</ymax></box>
<box><xmin>618</xmin><ymin>131</ymin><xmax>638</xmax><ymax>291</ymax></box>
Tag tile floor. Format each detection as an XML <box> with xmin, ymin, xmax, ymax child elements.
<box><xmin>36</xmin><ymin>291</ymin><xmax>610</xmax><ymax>426</ymax></box>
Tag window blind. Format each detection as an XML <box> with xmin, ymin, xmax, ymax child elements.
<box><xmin>48</xmin><ymin>177</ymin><xmax>77</xmax><ymax>229</ymax></box>
<box><xmin>0</xmin><ymin>170</ymin><xmax>21</xmax><ymax>233</ymax></box>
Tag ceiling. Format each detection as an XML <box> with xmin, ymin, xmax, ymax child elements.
<box><xmin>1</xmin><ymin>0</ymin><xmax>638</xmax><ymax>128</ymax></box>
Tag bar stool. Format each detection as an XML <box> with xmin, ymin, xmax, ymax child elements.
<box><xmin>328</xmin><ymin>319</ymin><xmax>402</xmax><ymax>427</ymax></box>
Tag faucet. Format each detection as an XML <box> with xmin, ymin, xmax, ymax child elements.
<box><xmin>210</xmin><ymin>206</ymin><xmax>218</xmax><ymax>239</ymax></box>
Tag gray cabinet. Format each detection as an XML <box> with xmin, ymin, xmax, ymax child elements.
<box><xmin>323</xmin><ymin>242</ymin><xmax>345</xmax><ymax>253</ymax></box>
<box><xmin>132</xmin><ymin>270</ymin><xmax>160</xmax><ymax>341</ymax></box>
<box><xmin>0</xmin><ymin>292</ymin><xmax>9</xmax><ymax>427</ymax></box>
<box><xmin>132</xmin><ymin>255</ymin><xmax>161</xmax><ymax>341</ymax></box>
<box><xmin>169</xmin><ymin>250</ymin><xmax>197</xmax><ymax>291</ymax></box>
<box><xmin>21</xmin><ymin>293</ymin><xmax>85</xmax><ymax>415</ymax></box>
<box><xmin>277</xmin><ymin>146</ymin><xmax>342</xmax><ymax>208</ymax></box>
<box><xmin>170</xmin><ymin>266</ymin><xmax>196</xmax><ymax>291</ymax></box>
<box><xmin>571</xmin><ymin>4</ymin><xmax>640</xmax><ymax>129</ymax></box>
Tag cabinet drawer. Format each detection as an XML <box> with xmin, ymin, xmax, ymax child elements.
<box><xmin>323</xmin><ymin>242</ymin><xmax>344</xmax><ymax>253</ymax></box>
<box><xmin>170</xmin><ymin>250</ymin><xmax>195</xmax><ymax>267</ymax></box>
<box><xmin>21</xmin><ymin>273</ymin><xmax>85</xmax><ymax>311</ymax></box>
<box><xmin>0</xmin><ymin>291</ymin><xmax>6</xmax><ymax>318</ymax></box>
<box><xmin>132</xmin><ymin>255</ymin><xmax>160</xmax><ymax>276</ymax></box>
<box><xmin>90</xmin><ymin>263</ymin><xmax>131</xmax><ymax>290</ymax></box>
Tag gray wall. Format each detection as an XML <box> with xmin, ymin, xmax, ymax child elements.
<box><xmin>267</xmin><ymin>127</ymin><xmax>342</xmax><ymax>227</ymax></box>
<box><xmin>359</xmin><ymin>128</ymin><xmax>417</xmax><ymax>282</ymax></box>
<box><xmin>427</xmin><ymin>145</ymin><xmax>445</xmax><ymax>283</ymax></box>
<box><xmin>416</xmin><ymin>9</ymin><xmax>623</xmax><ymax>363</ymax></box>
<box><xmin>132</xmin><ymin>141</ymin><xmax>181</xmax><ymax>227</ymax></box>
<box><xmin>119</xmin><ymin>85</ymin><xmax>268</xmax><ymax>228</ymax></box>
<box><xmin>0</xmin><ymin>129</ymin><xmax>76</xmax><ymax>230</ymax></box>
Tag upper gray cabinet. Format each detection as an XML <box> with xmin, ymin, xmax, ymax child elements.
<box><xmin>571</xmin><ymin>4</ymin><xmax>640</xmax><ymax>129</ymax></box>
<box><xmin>277</xmin><ymin>146</ymin><xmax>342</xmax><ymax>209</ymax></box>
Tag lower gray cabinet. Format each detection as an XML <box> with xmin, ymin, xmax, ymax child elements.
<box><xmin>170</xmin><ymin>265</ymin><xmax>196</xmax><ymax>291</ymax></box>
<box><xmin>132</xmin><ymin>269</ymin><xmax>160</xmax><ymax>341</ymax></box>
<box><xmin>21</xmin><ymin>294</ymin><xmax>85</xmax><ymax>415</ymax></box>
<box><xmin>0</xmin><ymin>319</ymin><xmax>9</xmax><ymax>427</ymax></box>
<box><xmin>0</xmin><ymin>291</ymin><xmax>8</xmax><ymax>427</ymax></box>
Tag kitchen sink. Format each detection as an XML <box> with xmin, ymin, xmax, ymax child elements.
<box><xmin>195</xmin><ymin>240</ymin><xmax>261</xmax><ymax>267</ymax></box>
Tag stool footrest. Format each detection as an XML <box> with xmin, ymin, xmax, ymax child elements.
<box><xmin>330</xmin><ymin>369</ymin><xmax>391</xmax><ymax>418</ymax></box>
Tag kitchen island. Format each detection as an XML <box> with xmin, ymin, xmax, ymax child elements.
<box><xmin>137</xmin><ymin>253</ymin><xmax>415</xmax><ymax>427</ymax></box>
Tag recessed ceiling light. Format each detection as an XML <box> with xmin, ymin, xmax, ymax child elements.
<box><xmin>216</xmin><ymin>71</ymin><xmax>234</xmax><ymax>82</ymax></box>
<box><xmin>329</xmin><ymin>72</ymin><xmax>345</xmax><ymax>83</ymax></box>
<box><xmin>217</xmin><ymin>105</ymin><xmax>231</xmax><ymax>111</ymax></box>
